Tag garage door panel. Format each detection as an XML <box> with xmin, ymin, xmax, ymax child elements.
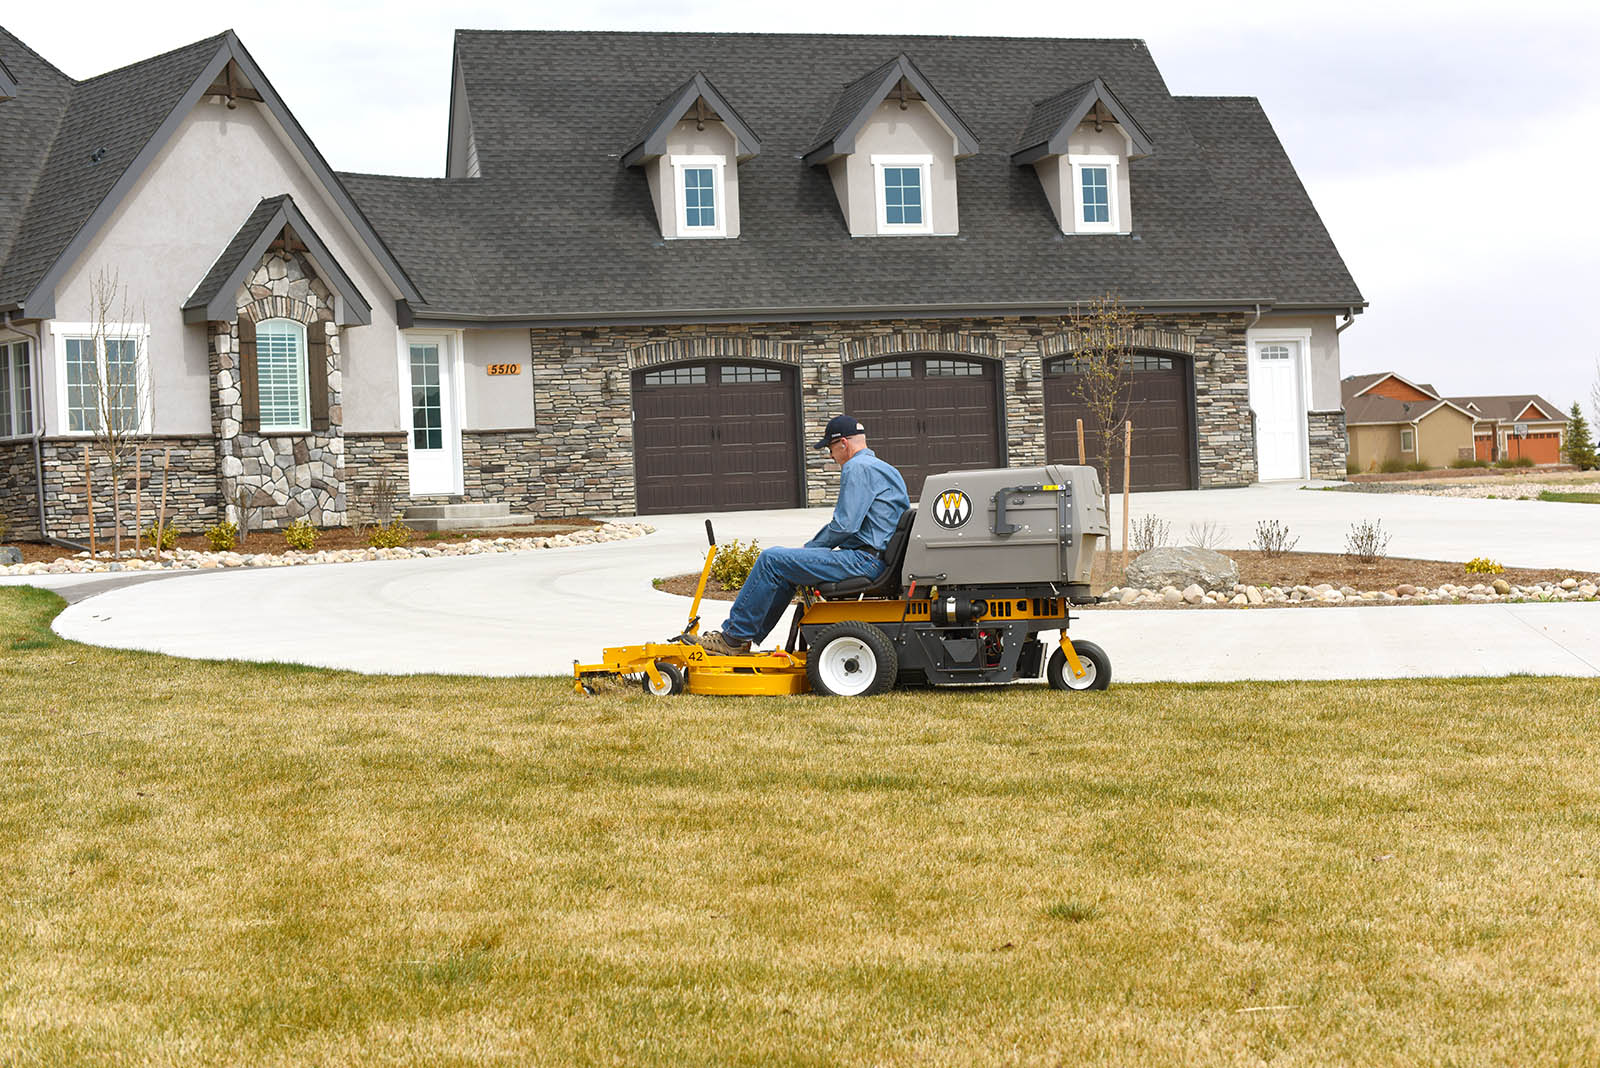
<box><xmin>1045</xmin><ymin>357</ymin><xmax>1193</xmax><ymax>491</ymax></box>
<box><xmin>634</xmin><ymin>363</ymin><xmax>801</xmax><ymax>514</ymax></box>
<box><xmin>845</xmin><ymin>355</ymin><xmax>1000</xmax><ymax>499</ymax></box>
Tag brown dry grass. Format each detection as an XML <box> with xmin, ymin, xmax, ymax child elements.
<box><xmin>4</xmin><ymin>587</ymin><xmax>1600</xmax><ymax>1064</ymax></box>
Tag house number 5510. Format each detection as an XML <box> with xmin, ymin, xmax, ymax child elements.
<box><xmin>487</xmin><ymin>364</ymin><xmax>522</xmax><ymax>376</ymax></box>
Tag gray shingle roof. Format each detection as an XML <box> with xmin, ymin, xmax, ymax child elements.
<box><xmin>802</xmin><ymin>52</ymin><xmax>979</xmax><ymax>165</ymax></box>
<box><xmin>0</xmin><ymin>31</ymin><xmax>227</xmax><ymax>310</ymax></box>
<box><xmin>1013</xmin><ymin>77</ymin><xmax>1154</xmax><ymax>162</ymax></box>
<box><xmin>1447</xmin><ymin>395</ymin><xmax>1568</xmax><ymax>423</ymax></box>
<box><xmin>621</xmin><ymin>72</ymin><xmax>761</xmax><ymax>167</ymax></box>
<box><xmin>0</xmin><ymin>27</ymin><xmax>75</xmax><ymax>294</ymax></box>
<box><xmin>339</xmin><ymin>31</ymin><xmax>1362</xmax><ymax>323</ymax></box>
<box><xmin>1344</xmin><ymin>394</ymin><xmax>1450</xmax><ymax>425</ymax></box>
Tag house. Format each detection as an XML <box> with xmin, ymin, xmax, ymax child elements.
<box><xmin>1342</xmin><ymin>372</ymin><xmax>1476</xmax><ymax>471</ymax></box>
<box><xmin>0</xmin><ymin>27</ymin><xmax>1364</xmax><ymax>539</ymax></box>
<box><xmin>1447</xmin><ymin>395</ymin><xmax>1568</xmax><ymax>464</ymax></box>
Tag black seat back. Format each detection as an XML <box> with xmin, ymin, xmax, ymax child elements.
<box><xmin>814</xmin><ymin>506</ymin><xmax>916</xmax><ymax>599</ymax></box>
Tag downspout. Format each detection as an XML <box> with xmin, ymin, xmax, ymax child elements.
<box><xmin>0</xmin><ymin>312</ymin><xmax>86</xmax><ymax>552</ymax></box>
<box><xmin>1336</xmin><ymin>307</ymin><xmax>1357</xmax><ymax>335</ymax></box>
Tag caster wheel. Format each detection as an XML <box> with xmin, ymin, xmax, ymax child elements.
<box><xmin>1047</xmin><ymin>640</ymin><xmax>1111</xmax><ymax>691</ymax></box>
<box><xmin>641</xmin><ymin>660</ymin><xmax>686</xmax><ymax>697</ymax></box>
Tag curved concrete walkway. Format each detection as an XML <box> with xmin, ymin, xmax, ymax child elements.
<box><xmin>7</xmin><ymin>481</ymin><xmax>1597</xmax><ymax>681</ymax></box>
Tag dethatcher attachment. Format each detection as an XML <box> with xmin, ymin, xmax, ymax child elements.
<box><xmin>574</xmin><ymin>464</ymin><xmax>1114</xmax><ymax>698</ymax></box>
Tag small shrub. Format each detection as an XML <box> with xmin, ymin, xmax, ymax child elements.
<box><xmin>1450</xmin><ymin>457</ymin><xmax>1489</xmax><ymax>469</ymax></box>
<box><xmin>1465</xmin><ymin>557</ymin><xmax>1505</xmax><ymax>575</ymax></box>
<box><xmin>283</xmin><ymin>518</ymin><xmax>318</xmax><ymax>551</ymax></box>
<box><xmin>1379</xmin><ymin>458</ymin><xmax>1407</xmax><ymax>474</ymax></box>
<box><xmin>366</xmin><ymin>521</ymin><xmax>413</xmax><ymax>549</ymax></box>
<box><xmin>204</xmin><ymin>522</ymin><xmax>238</xmax><ymax>552</ymax></box>
<box><xmin>710</xmin><ymin>537</ymin><xmax>762</xmax><ymax>590</ymax></box>
<box><xmin>1344</xmin><ymin>518</ymin><xmax>1391</xmax><ymax>563</ymax></box>
<box><xmin>1514</xmin><ymin>456</ymin><xmax>1535</xmax><ymax>467</ymax></box>
<box><xmin>1186</xmin><ymin>519</ymin><xmax>1227</xmax><ymax>550</ymax></box>
<box><xmin>1129</xmin><ymin>515</ymin><xmax>1170</xmax><ymax>553</ymax></box>
<box><xmin>1345</xmin><ymin>459</ymin><xmax>1361</xmax><ymax>476</ymax></box>
<box><xmin>1251</xmin><ymin>519</ymin><xmax>1300</xmax><ymax>558</ymax></box>
<box><xmin>1405</xmin><ymin>461</ymin><xmax>1430</xmax><ymax>472</ymax></box>
<box><xmin>143</xmin><ymin>524</ymin><xmax>179</xmax><ymax>551</ymax></box>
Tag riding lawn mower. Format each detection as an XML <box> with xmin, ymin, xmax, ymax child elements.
<box><xmin>573</xmin><ymin>464</ymin><xmax>1113</xmax><ymax>697</ymax></box>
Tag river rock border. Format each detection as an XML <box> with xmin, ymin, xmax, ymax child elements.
<box><xmin>0</xmin><ymin>522</ymin><xmax>655</xmax><ymax>577</ymax></box>
<box><xmin>1096</xmin><ymin>577</ymin><xmax>1599</xmax><ymax>608</ymax></box>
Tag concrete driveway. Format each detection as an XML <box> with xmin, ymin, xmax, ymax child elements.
<box><xmin>10</xmin><ymin>481</ymin><xmax>1599</xmax><ymax>680</ymax></box>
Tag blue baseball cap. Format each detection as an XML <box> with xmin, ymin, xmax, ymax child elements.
<box><xmin>813</xmin><ymin>415</ymin><xmax>866</xmax><ymax>449</ymax></box>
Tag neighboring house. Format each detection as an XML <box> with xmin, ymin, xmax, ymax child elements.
<box><xmin>1342</xmin><ymin>372</ymin><xmax>1476</xmax><ymax>471</ymax></box>
<box><xmin>1</xmin><ymin>27</ymin><xmax>1364</xmax><ymax>538</ymax></box>
<box><xmin>1447</xmin><ymin>395</ymin><xmax>1568</xmax><ymax>464</ymax></box>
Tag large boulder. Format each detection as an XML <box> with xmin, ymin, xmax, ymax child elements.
<box><xmin>1126</xmin><ymin>546</ymin><xmax>1239</xmax><ymax>592</ymax></box>
<box><xmin>0</xmin><ymin>546</ymin><xmax>21</xmax><ymax>566</ymax></box>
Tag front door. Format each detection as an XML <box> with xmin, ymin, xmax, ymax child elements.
<box><xmin>1250</xmin><ymin>338</ymin><xmax>1306</xmax><ymax>481</ymax></box>
<box><xmin>406</xmin><ymin>335</ymin><xmax>460</xmax><ymax>495</ymax></box>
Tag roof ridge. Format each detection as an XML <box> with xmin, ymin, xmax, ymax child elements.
<box><xmin>452</xmin><ymin>27</ymin><xmax>1149</xmax><ymax>45</ymax></box>
<box><xmin>0</xmin><ymin>25</ymin><xmax>74</xmax><ymax>83</ymax></box>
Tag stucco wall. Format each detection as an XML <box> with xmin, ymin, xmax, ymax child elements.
<box><xmin>45</xmin><ymin>97</ymin><xmax>405</xmax><ymax>438</ymax></box>
<box><xmin>1417</xmin><ymin>407</ymin><xmax>1474</xmax><ymax>467</ymax></box>
<box><xmin>1256</xmin><ymin>313</ymin><xmax>1342</xmax><ymax>412</ymax></box>
<box><xmin>649</xmin><ymin>121</ymin><xmax>741</xmax><ymax>239</ymax></box>
<box><xmin>833</xmin><ymin>101</ymin><xmax>960</xmax><ymax>236</ymax></box>
<box><xmin>1348</xmin><ymin>424</ymin><xmax>1403</xmax><ymax>471</ymax></box>
<box><xmin>463</xmin><ymin>329</ymin><xmax>537</xmax><ymax>430</ymax></box>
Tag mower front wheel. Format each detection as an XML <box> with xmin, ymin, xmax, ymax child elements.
<box><xmin>641</xmin><ymin>660</ymin><xmax>687</xmax><ymax>697</ymax></box>
<box><xmin>807</xmin><ymin>622</ymin><xmax>898</xmax><ymax>697</ymax></box>
<box><xmin>1048</xmin><ymin>640</ymin><xmax>1111</xmax><ymax>691</ymax></box>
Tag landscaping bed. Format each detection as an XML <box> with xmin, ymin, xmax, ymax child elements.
<box><xmin>658</xmin><ymin>551</ymin><xmax>1600</xmax><ymax>608</ymax></box>
<box><xmin>1330</xmin><ymin>469</ymin><xmax>1600</xmax><ymax>499</ymax></box>
<box><xmin>0</xmin><ymin>519</ymin><xmax>654</xmax><ymax>577</ymax></box>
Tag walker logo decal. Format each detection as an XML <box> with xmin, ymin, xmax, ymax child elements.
<box><xmin>933</xmin><ymin>490</ymin><xmax>973</xmax><ymax>529</ymax></box>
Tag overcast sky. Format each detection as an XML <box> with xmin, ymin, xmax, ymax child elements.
<box><xmin>8</xmin><ymin>0</ymin><xmax>1599</xmax><ymax>418</ymax></box>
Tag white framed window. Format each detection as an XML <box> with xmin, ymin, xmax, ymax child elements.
<box><xmin>0</xmin><ymin>340</ymin><xmax>34</xmax><ymax>439</ymax></box>
<box><xmin>1070</xmin><ymin>155</ymin><xmax>1121</xmax><ymax>233</ymax></box>
<box><xmin>871</xmin><ymin>154</ymin><xmax>933</xmax><ymax>234</ymax></box>
<box><xmin>669</xmin><ymin>155</ymin><xmax>727</xmax><ymax>238</ymax></box>
<box><xmin>1400</xmin><ymin>428</ymin><xmax>1415</xmax><ymax>452</ymax></box>
<box><xmin>52</xmin><ymin>323</ymin><xmax>150</xmax><ymax>435</ymax></box>
<box><xmin>256</xmin><ymin>318</ymin><xmax>309</xmax><ymax>432</ymax></box>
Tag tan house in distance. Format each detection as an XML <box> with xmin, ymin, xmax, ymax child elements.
<box><xmin>1342</xmin><ymin>372</ymin><xmax>1476</xmax><ymax>471</ymax></box>
<box><xmin>1448</xmin><ymin>395</ymin><xmax>1568</xmax><ymax>464</ymax></box>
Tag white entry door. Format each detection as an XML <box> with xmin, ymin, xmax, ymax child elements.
<box><xmin>406</xmin><ymin>335</ymin><xmax>461</xmax><ymax>495</ymax></box>
<box><xmin>1250</xmin><ymin>338</ymin><xmax>1307</xmax><ymax>480</ymax></box>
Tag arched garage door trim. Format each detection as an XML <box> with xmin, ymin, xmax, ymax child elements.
<box><xmin>1043</xmin><ymin>346</ymin><xmax>1199</xmax><ymax>491</ymax></box>
<box><xmin>627</xmin><ymin>337</ymin><xmax>805</xmax><ymax>369</ymax></box>
<box><xmin>842</xmin><ymin>350</ymin><xmax>1005</xmax><ymax>498</ymax></box>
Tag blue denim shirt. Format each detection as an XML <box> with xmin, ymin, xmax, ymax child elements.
<box><xmin>804</xmin><ymin>447</ymin><xmax>910</xmax><ymax>553</ymax></box>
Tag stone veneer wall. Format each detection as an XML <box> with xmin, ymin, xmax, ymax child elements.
<box><xmin>0</xmin><ymin>441</ymin><xmax>40</xmax><ymax>538</ymax></box>
<box><xmin>209</xmin><ymin>250</ymin><xmax>346</xmax><ymax>530</ymax></box>
<box><xmin>525</xmin><ymin>312</ymin><xmax>1256</xmax><ymax>515</ymax></box>
<box><xmin>1307</xmin><ymin>410</ymin><xmax>1349</xmax><ymax>479</ymax></box>
<box><xmin>32</xmin><ymin>436</ymin><xmax>222</xmax><ymax>541</ymax></box>
<box><xmin>344</xmin><ymin>430</ymin><xmax>545</xmax><ymax>521</ymax></box>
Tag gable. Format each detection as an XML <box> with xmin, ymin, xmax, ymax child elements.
<box><xmin>1364</xmin><ymin>375</ymin><xmax>1436</xmax><ymax>402</ymax></box>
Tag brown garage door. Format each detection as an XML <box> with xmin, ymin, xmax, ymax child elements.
<box><xmin>1045</xmin><ymin>353</ymin><xmax>1194</xmax><ymax>491</ymax></box>
<box><xmin>633</xmin><ymin>362</ymin><xmax>802</xmax><ymax>514</ymax></box>
<box><xmin>843</xmin><ymin>355</ymin><xmax>1001</xmax><ymax>499</ymax></box>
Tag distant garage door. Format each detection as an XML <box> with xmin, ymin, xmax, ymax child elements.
<box><xmin>633</xmin><ymin>362</ymin><xmax>803</xmax><ymax>514</ymax></box>
<box><xmin>843</xmin><ymin>355</ymin><xmax>1001</xmax><ymax>499</ymax></box>
<box><xmin>1045</xmin><ymin>353</ymin><xmax>1194</xmax><ymax>491</ymax></box>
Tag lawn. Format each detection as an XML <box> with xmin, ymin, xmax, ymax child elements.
<box><xmin>1539</xmin><ymin>490</ymin><xmax>1600</xmax><ymax>504</ymax></box>
<box><xmin>3</xmin><ymin>587</ymin><xmax>1599</xmax><ymax>1066</ymax></box>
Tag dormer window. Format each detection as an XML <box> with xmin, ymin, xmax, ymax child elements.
<box><xmin>1072</xmin><ymin>156</ymin><xmax>1120</xmax><ymax>232</ymax></box>
<box><xmin>623</xmin><ymin>73</ymin><xmax>761</xmax><ymax>241</ymax></box>
<box><xmin>873</xmin><ymin>155</ymin><xmax>932</xmax><ymax>233</ymax></box>
<box><xmin>673</xmin><ymin>156</ymin><xmax>726</xmax><ymax>237</ymax></box>
<box><xmin>804</xmin><ymin>54</ymin><xmax>980</xmax><ymax>238</ymax></box>
<box><xmin>1013</xmin><ymin>78</ymin><xmax>1153</xmax><ymax>236</ymax></box>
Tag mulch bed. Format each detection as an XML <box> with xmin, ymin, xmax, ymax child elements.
<box><xmin>658</xmin><ymin>551</ymin><xmax>1600</xmax><ymax>603</ymax></box>
<box><xmin>5</xmin><ymin>518</ymin><xmax>599</xmax><ymax>566</ymax></box>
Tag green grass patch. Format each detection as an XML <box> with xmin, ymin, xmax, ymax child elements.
<box><xmin>1539</xmin><ymin>490</ymin><xmax>1600</xmax><ymax>504</ymax></box>
<box><xmin>2</xmin><ymin>587</ymin><xmax>1600</xmax><ymax>1064</ymax></box>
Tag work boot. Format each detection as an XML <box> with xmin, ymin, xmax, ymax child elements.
<box><xmin>697</xmin><ymin>629</ymin><xmax>751</xmax><ymax>656</ymax></box>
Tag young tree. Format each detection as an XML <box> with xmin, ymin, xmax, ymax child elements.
<box><xmin>85</xmin><ymin>269</ymin><xmax>150</xmax><ymax>555</ymax></box>
<box><xmin>1565</xmin><ymin>401</ymin><xmax>1597</xmax><ymax>470</ymax></box>
<box><xmin>1063</xmin><ymin>293</ymin><xmax>1136</xmax><ymax>563</ymax></box>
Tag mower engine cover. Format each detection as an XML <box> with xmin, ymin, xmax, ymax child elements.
<box><xmin>904</xmin><ymin>465</ymin><xmax>1108</xmax><ymax>592</ymax></box>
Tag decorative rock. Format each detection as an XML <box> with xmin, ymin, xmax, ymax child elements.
<box><xmin>1245</xmin><ymin>585</ymin><xmax>1263</xmax><ymax>605</ymax></box>
<box><xmin>1125</xmin><ymin>546</ymin><xmax>1240</xmax><ymax>592</ymax></box>
<box><xmin>1229</xmin><ymin>593</ymin><xmax>1248</xmax><ymax>605</ymax></box>
<box><xmin>1491</xmin><ymin>579</ymin><xmax>1511</xmax><ymax>595</ymax></box>
<box><xmin>1182</xmin><ymin>583</ymin><xmax>1206</xmax><ymax>605</ymax></box>
<box><xmin>1162</xmin><ymin>587</ymin><xmax>1183</xmax><ymax>604</ymax></box>
<box><xmin>0</xmin><ymin>547</ymin><xmax>22</xmax><ymax>565</ymax></box>
<box><xmin>1562</xmin><ymin>578</ymin><xmax>1579</xmax><ymax>590</ymax></box>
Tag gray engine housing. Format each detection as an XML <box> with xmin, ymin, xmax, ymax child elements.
<box><xmin>901</xmin><ymin>465</ymin><xmax>1108</xmax><ymax>589</ymax></box>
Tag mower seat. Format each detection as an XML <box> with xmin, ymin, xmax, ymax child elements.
<box><xmin>814</xmin><ymin>506</ymin><xmax>916</xmax><ymax>600</ymax></box>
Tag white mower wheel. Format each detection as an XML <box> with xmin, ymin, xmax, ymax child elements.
<box><xmin>806</xmin><ymin>622</ymin><xmax>898</xmax><ymax>697</ymax></box>
<box><xmin>641</xmin><ymin>661</ymin><xmax>686</xmax><ymax>697</ymax></box>
<box><xmin>1047</xmin><ymin>640</ymin><xmax>1111</xmax><ymax>691</ymax></box>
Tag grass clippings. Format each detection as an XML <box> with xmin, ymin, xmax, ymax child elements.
<box><xmin>3</xmin><ymin>586</ymin><xmax>1600</xmax><ymax>1065</ymax></box>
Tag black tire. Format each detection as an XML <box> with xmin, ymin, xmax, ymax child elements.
<box><xmin>641</xmin><ymin>660</ymin><xmax>686</xmax><ymax>697</ymax></box>
<box><xmin>1047</xmin><ymin>640</ymin><xmax>1111</xmax><ymax>691</ymax></box>
<box><xmin>806</xmin><ymin>622</ymin><xmax>898</xmax><ymax>697</ymax></box>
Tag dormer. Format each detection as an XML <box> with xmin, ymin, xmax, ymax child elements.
<box><xmin>446</xmin><ymin>56</ymin><xmax>483</xmax><ymax>178</ymax></box>
<box><xmin>0</xmin><ymin>55</ymin><xmax>19</xmax><ymax>102</ymax></box>
<box><xmin>803</xmin><ymin>54</ymin><xmax>979</xmax><ymax>237</ymax></box>
<box><xmin>623</xmin><ymin>73</ymin><xmax>760</xmax><ymax>240</ymax></box>
<box><xmin>1012</xmin><ymin>78</ymin><xmax>1154</xmax><ymax>235</ymax></box>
